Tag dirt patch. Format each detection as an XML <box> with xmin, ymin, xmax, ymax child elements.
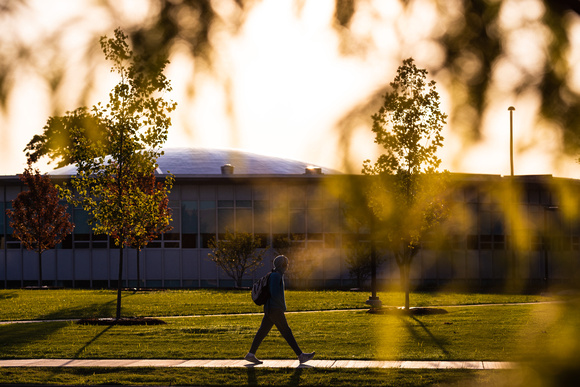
<box><xmin>77</xmin><ymin>317</ymin><xmax>166</xmax><ymax>326</ymax></box>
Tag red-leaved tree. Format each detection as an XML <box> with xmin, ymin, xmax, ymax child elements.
<box><xmin>6</xmin><ymin>164</ymin><xmax>74</xmax><ymax>287</ymax></box>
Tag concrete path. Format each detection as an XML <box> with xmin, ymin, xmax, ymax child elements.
<box><xmin>0</xmin><ymin>359</ymin><xmax>516</xmax><ymax>369</ymax></box>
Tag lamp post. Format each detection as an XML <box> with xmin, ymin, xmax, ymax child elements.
<box><xmin>508</xmin><ymin>106</ymin><xmax>516</xmax><ymax>281</ymax></box>
<box><xmin>508</xmin><ymin>106</ymin><xmax>515</xmax><ymax>177</ymax></box>
<box><xmin>366</xmin><ymin>214</ymin><xmax>382</xmax><ymax>310</ymax></box>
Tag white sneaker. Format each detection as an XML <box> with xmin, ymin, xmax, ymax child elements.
<box><xmin>244</xmin><ymin>353</ymin><xmax>263</xmax><ymax>364</ymax></box>
<box><xmin>298</xmin><ymin>352</ymin><xmax>315</xmax><ymax>363</ymax></box>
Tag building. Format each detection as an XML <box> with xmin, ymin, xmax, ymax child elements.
<box><xmin>1</xmin><ymin>148</ymin><xmax>579</xmax><ymax>290</ymax></box>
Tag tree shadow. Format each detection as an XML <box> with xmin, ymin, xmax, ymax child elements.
<box><xmin>73</xmin><ymin>324</ymin><xmax>113</xmax><ymax>358</ymax></box>
<box><xmin>0</xmin><ymin>290</ymin><xmax>18</xmax><ymax>300</ymax></box>
<box><xmin>401</xmin><ymin>316</ymin><xmax>451</xmax><ymax>359</ymax></box>
<box><xmin>0</xmin><ymin>295</ymin><xmax>136</xmax><ymax>359</ymax></box>
<box><xmin>0</xmin><ymin>320</ymin><xmax>66</xmax><ymax>358</ymax></box>
<box><xmin>37</xmin><ymin>292</ymin><xmax>138</xmax><ymax>321</ymax></box>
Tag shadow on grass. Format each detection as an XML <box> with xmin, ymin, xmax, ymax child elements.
<box><xmin>397</xmin><ymin>315</ymin><xmax>451</xmax><ymax>359</ymax></box>
<box><xmin>411</xmin><ymin>316</ymin><xmax>451</xmax><ymax>358</ymax></box>
<box><xmin>0</xmin><ymin>294</ymin><xmax>137</xmax><ymax>359</ymax></box>
<box><xmin>36</xmin><ymin>292</ymin><xmax>140</xmax><ymax>321</ymax></box>
<box><xmin>0</xmin><ymin>321</ymin><xmax>66</xmax><ymax>358</ymax></box>
<box><xmin>246</xmin><ymin>367</ymin><xmax>305</xmax><ymax>386</ymax></box>
<box><xmin>74</xmin><ymin>325</ymin><xmax>113</xmax><ymax>359</ymax></box>
<box><xmin>0</xmin><ymin>291</ymin><xmax>18</xmax><ymax>301</ymax></box>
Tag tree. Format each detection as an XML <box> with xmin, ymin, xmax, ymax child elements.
<box><xmin>43</xmin><ymin>28</ymin><xmax>176</xmax><ymax>319</ymax></box>
<box><xmin>6</xmin><ymin>164</ymin><xmax>74</xmax><ymax>287</ymax></box>
<box><xmin>208</xmin><ymin>230</ymin><xmax>269</xmax><ymax>288</ymax></box>
<box><xmin>344</xmin><ymin>241</ymin><xmax>373</xmax><ymax>290</ymax></box>
<box><xmin>24</xmin><ymin>107</ymin><xmax>110</xmax><ymax>169</ymax></box>
<box><xmin>363</xmin><ymin>58</ymin><xmax>449</xmax><ymax>310</ymax></box>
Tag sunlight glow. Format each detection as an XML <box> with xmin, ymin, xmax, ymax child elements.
<box><xmin>1</xmin><ymin>0</ymin><xmax>580</xmax><ymax>179</ymax></box>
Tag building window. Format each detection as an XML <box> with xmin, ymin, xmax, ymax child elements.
<box><xmin>182</xmin><ymin>201</ymin><xmax>198</xmax><ymax>249</ymax></box>
<box><xmin>254</xmin><ymin>200</ymin><xmax>270</xmax><ymax>234</ymax></box>
<box><xmin>200</xmin><ymin>200</ymin><xmax>216</xmax><ymax>248</ymax></box>
<box><xmin>73</xmin><ymin>208</ymin><xmax>91</xmax><ymax>249</ymax></box>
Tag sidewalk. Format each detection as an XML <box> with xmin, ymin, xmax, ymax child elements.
<box><xmin>0</xmin><ymin>359</ymin><xmax>516</xmax><ymax>369</ymax></box>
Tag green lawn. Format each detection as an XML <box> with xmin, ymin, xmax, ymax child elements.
<box><xmin>0</xmin><ymin>288</ymin><xmax>553</xmax><ymax>321</ymax></box>
<box><xmin>0</xmin><ymin>289</ymin><xmax>578</xmax><ymax>386</ymax></box>
<box><xmin>0</xmin><ymin>368</ymin><xmax>519</xmax><ymax>387</ymax></box>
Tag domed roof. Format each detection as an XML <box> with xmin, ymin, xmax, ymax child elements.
<box><xmin>50</xmin><ymin>147</ymin><xmax>342</xmax><ymax>176</ymax></box>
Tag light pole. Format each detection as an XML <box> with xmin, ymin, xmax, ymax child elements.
<box><xmin>508</xmin><ymin>106</ymin><xmax>515</xmax><ymax>177</ymax></box>
<box><xmin>508</xmin><ymin>106</ymin><xmax>516</xmax><ymax>282</ymax></box>
<box><xmin>366</xmin><ymin>214</ymin><xmax>382</xmax><ymax>310</ymax></box>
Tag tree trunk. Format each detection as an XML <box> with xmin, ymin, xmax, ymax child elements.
<box><xmin>116</xmin><ymin>246</ymin><xmax>124</xmax><ymax>320</ymax></box>
<box><xmin>398</xmin><ymin>262</ymin><xmax>410</xmax><ymax>310</ymax></box>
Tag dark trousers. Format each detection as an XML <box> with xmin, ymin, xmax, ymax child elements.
<box><xmin>249</xmin><ymin>308</ymin><xmax>302</xmax><ymax>356</ymax></box>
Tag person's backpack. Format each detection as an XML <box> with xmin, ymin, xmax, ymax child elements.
<box><xmin>251</xmin><ymin>272</ymin><xmax>271</xmax><ymax>306</ymax></box>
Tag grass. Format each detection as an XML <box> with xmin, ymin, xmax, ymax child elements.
<box><xmin>0</xmin><ymin>368</ymin><xmax>519</xmax><ymax>386</ymax></box>
<box><xmin>0</xmin><ymin>288</ymin><xmax>554</xmax><ymax>321</ymax></box>
<box><xmin>0</xmin><ymin>305</ymin><xmax>570</xmax><ymax>360</ymax></box>
<box><xmin>0</xmin><ymin>289</ymin><xmax>578</xmax><ymax>386</ymax></box>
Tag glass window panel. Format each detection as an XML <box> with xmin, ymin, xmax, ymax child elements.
<box><xmin>236</xmin><ymin>200</ymin><xmax>252</xmax><ymax>208</ymax></box>
<box><xmin>169</xmin><ymin>211</ymin><xmax>180</xmax><ymax>234</ymax></box>
<box><xmin>218</xmin><ymin>208</ymin><xmax>234</xmax><ymax>233</ymax></box>
<box><xmin>59</xmin><ymin>234</ymin><xmax>73</xmax><ymax>249</ymax></box>
<box><xmin>323</xmin><ymin>208</ymin><xmax>340</xmax><ymax>232</ymax></box>
<box><xmin>288</xmin><ymin>186</ymin><xmax>305</xmax><ymax>207</ymax></box>
<box><xmin>308</xmin><ymin>233</ymin><xmax>323</xmax><ymax>240</ymax></box>
<box><xmin>479</xmin><ymin>211</ymin><xmax>491</xmax><ymax>234</ymax></box>
<box><xmin>74</xmin><ymin>209</ymin><xmax>91</xmax><ymax>234</ymax></box>
<box><xmin>218</xmin><ymin>200</ymin><xmax>234</xmax><ymax>208</ymax></box>
<box><xmin>236</xmin><ymin>185</ymin><xmax>252</xmax><ymax>200</ymax></box>
<box><xmin>182</xmin><ymin>234</ymin><xmax>197</xmax><ymax>248</ymax></box>
<box><xmin>271</xmin><ymin>207</ymin><xmax>288</xmax><ymax>234</ymax></box>
<box><xmin>254</xmin><ymin>200</ymin><xmax>270</xmax><ymax>234</ymax></box>
<box><xmin>480</xmin><ymin>235</ymin><xmax>492</xmax><ymax>249</ymax></box>
<box><xmin>493</xmin><ymin>235</ymin><xmax>505</xmax><ymax>250</ymax></box>
<box><xmin>200</xmin><ymin>201</ymin><xmax>216</xmax><ymax>232</ymax></box>
<box><xmin>491</xmin><ymin>212</ymin><xmax>504</xmax><ymax>235</ymax></box>
<box><xmin>236</xmin><ymin>208</ymin><xmax>252</xmax><ymax>232</ymax></box>
<box><xmin>467</xmin><ymin>235</ymin><xmax>479</xmax><ymax>250</ymax></box>
<box><xmin>182</xmin><ymin>201</ymin><xmax>198</xmax><ymax>234</ymax></box>
<box><xmin>289</xmin><ymin>209</ymin><xmax>305</xmax><ymax>233</ymax></box>
<box><xmin>253</xmin><ymin>185</ymin><xmax>269</xmax><ymax>200</ymax></box>
<box><xmin>201</xmin><ymin>233</ymin><xmax>215</xmax><ymax>248</ymax></box>
<box><xmin>255</xmin><ymin>234</ymin><xmax>268</xmax><ymax>248</ymax></box>
<box><xmin>307</xmin><ymin>208</ymin><xmax>323</xmax><ymax>233</ymax></box>
<box><xmin>218</xmin><ymin>185</ymin><xmax>234</xmax><ymax>200</ymax></box>
<box><xmin>164</xmin><ymin>232</ymin><xmax>180</xmax><ymax>241</ymax></box>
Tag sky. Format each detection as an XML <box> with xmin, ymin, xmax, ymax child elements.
<box><xmin>2</xmin><ymin>0</ymin><xmax>580</xmax><ymax>178</ymax></box>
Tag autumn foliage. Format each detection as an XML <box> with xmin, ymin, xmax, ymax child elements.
<box><xmin>6</xmin><ymin>164</ymin><xmax>74</xmax><ymax>286</ymax></box>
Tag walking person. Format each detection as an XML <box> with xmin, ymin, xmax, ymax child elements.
<box><xmin>244</xmin><ymin>255</ymin><xmax>315</xmax><ymax>364</ymax></box>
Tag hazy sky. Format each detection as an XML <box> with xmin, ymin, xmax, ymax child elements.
<box><xmin>2</xmin><ymin>0</ymin><xmax>580</xmax><ymax>178</ymax></box>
